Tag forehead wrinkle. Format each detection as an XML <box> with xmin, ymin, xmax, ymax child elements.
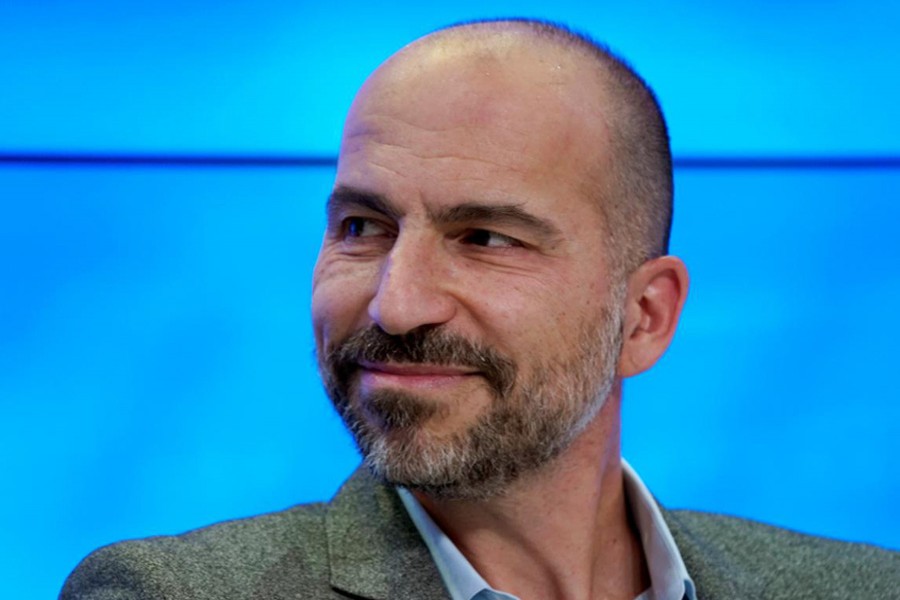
<box><xmin>348</xmin><ymin>111</ymin><xmax>531</xmax><ymax>162</ymax></box>
<box><xmin>343</xmin><ymin>113</ymin><xmax>524</xmax><ymax>168</ymax></box>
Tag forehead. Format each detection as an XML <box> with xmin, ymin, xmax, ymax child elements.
<box><xmin>337</xmin><ymin>34</ymin><xmax>613</xmax><ymax>217</ymax></box>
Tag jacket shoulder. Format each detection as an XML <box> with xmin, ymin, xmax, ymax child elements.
<box><xmin>60</xmin><ymin>502</ymin><xmax>339</xmax><ymax>600</ymax></box>
<box><xmin>666</xmin><ymin>509</ymin><xmax>900</xmax><ymax>600</ymax></box>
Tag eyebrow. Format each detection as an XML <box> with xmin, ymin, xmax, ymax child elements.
<box><xmin>326</xmin><ymin>186</ymin><xmax>402</xmax><ymax>222</ymax></box>
<box><xmin>429</xmin><ymin>203</ymin><xmax>563</xmax><ymax>241</ymax></box>
<box><xmin>326</xmin><ymin>185</ymin><xmax>562</xmax><ymax>241</ymax></box>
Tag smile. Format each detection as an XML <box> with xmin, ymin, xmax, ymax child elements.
<box><xmin>357</xmin><ymin>361</ymin><xmax>481</xmax><ymax>390</ymax></box>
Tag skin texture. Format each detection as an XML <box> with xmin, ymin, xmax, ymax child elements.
<box><xmin>312</xmin><ymin>23</ymin><xmax>689</xmax><ymax>600</ymax></box>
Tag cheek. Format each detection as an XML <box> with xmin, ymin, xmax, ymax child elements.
<box><xmin>311</xmin><ymin>255</ymin><xmax>379</xmax><ymax>350</ymax></box>
<box><xmin>474</xmin><ymin>275</ymin><xmax>608</xmax><ymax>360</ymax></box>
<box><xmin>470</xmin><ymin>283</ymin><xmax>570</xmax><ymax>353</ymax></box>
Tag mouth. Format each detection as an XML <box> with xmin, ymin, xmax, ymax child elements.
<box><xmin>357</xmin><ymin>360</ymin><xmax>481</xmax><ymax>390</ymax></box>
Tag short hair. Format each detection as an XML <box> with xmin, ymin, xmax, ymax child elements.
<box><xmin>435</xmin><ymin>18</ymin><xmax>673</xmax><ymax>276</ymax></box>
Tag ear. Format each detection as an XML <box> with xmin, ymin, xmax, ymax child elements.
<box><xmin>617</xmin><ymin>255</ymin><xmax>689</xmax><ymax>378</ymax></box>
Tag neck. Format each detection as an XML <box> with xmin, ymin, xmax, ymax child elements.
<box><xmin>414</xmin><ymin>387</ymin><xmax>650</xmax><ymax>600</ymax></box>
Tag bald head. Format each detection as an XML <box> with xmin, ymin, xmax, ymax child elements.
<box><xmin>319</xmin><ymin>20</ymin><xmax>682</xmax><ymax>497</ymax></box>
<box><xmin>339</xmin><ymin>19</ymin><xmax>672</xmax><ymax>276</ymax></box>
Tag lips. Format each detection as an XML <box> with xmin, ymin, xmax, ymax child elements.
<box><xmin>359</xmin><ymin>360</ymin><xmax>478</xmax><ymax>376</ymax></box>
<box><xmin>357</xmin><ymin>360</ymin><xmax>480</xmax><ymax>390</ymax></box>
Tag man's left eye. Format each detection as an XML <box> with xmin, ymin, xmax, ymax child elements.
<box><xmin>460</xmin><ymin>229</ymin><xmax>522</xmax><ymax>248</ymax></box>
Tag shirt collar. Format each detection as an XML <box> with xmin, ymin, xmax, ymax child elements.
<box><xmin>398</xmin><ymin>459</ymin><xmax>696</xmax><ymax>600</ymax></box>
<box><xmin>398</xmin><ymin>487</ymin><xmax>510</xmax><ymax>600</ymax></box>
<box><xmin>621</xmin><ymin>459</ymin><xmax>697</xmax><ymax>600</ymax></box>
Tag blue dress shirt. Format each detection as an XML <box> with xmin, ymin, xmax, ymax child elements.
<box><xmin>398</xmin><ymin>460</ymin><xmax>697</xmax><ymax>600</ymax></box>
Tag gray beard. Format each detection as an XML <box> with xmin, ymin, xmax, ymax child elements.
<box><xmin>320</xmin><ymin>288</ymin><xmax>625</xmax><ymax>501</ymax></box>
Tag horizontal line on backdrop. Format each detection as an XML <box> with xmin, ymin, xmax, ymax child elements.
<box><xmin>1</xmin><ymin>153</ymin><xmax>900</xmax><ymax>169</ymax></box>
<box><xmin>0</xmin><ymin>153</ymin><xmax>337</xmax><ymax>167</ymax></box>
<box><xmin>675</xmin><ymin>156</ymin><xmax>900</xmax><ymax>169</ymax></box>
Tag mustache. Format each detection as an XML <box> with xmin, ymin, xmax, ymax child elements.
<box><xmin>325</xmin><ymin>326</ymin><xmax>517</xmax><ymax>398</ymax></box>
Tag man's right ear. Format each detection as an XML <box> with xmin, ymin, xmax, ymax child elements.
<box><xmin>617</xmin><ymin>255</ymin><xmax>689</xmax><ymax>378</ymax></box>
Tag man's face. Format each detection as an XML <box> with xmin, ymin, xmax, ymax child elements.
<box><xmin>312</xmin><ymin>41</ymin><xmax>625</xmax><ymax>499</ymax></box>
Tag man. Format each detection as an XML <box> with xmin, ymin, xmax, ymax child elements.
<box><xmin>61</xmin><ymin>19</ymin><xmax>899</xmax><ymax>600</ymax></box>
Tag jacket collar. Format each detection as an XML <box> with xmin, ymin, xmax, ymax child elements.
<box><xmin>326</xmin><ymin>466</ymin><xmax>753</xmax><ymax>600</ymax></box>
<box><xmin>326</xmin><ymin>466</ymin><xmax>450</xmax><ymax>599</ymax></box>
<box><xmin>662</xmin><ymin>507</ymin><xmax>757</xmax><ymax>600</ymax></box>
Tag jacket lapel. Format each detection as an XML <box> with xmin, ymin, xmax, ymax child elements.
<box><xmin>326</xmin><ymin>466</ymin><xmax>451</xmax><ymax>600</ymax></box>
<box><xmin>662</xmin><ymin>507</ymin><xmax>762</xmax><ymax>600</ymax></box>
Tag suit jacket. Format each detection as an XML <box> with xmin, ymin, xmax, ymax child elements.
<box><xmin>60</xmin><ymin>467</ymin><xmax>900</xmax><ymax>600</ymax></box>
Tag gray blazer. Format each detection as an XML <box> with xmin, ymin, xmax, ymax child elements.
<box><xmin>61</xmin><ymin>467</ymin><xmax>900</xmax><ymax>599</ymax></box>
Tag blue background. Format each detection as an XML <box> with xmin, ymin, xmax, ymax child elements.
<box><xmin>1</xmin><ymin>2</ymin><xmax>898</xmax><ymax>598</ymax></box>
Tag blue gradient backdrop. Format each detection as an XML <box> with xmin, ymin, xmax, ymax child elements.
<box><xmin>1</xmin><ymin>2</ymin><xmax>898</xmax><ymax>598</ymax></box>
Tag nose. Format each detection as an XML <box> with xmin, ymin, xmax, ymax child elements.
<box><xmin>367</xmin><ymin>235</ymin><xmax>457</xmax><ymax>335</ymax></box>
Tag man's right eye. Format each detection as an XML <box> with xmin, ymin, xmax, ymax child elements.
<box><xmin>343</xmin><ymin>217</ymin><xmax>387</xmax><ymax>238</ymax></box>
